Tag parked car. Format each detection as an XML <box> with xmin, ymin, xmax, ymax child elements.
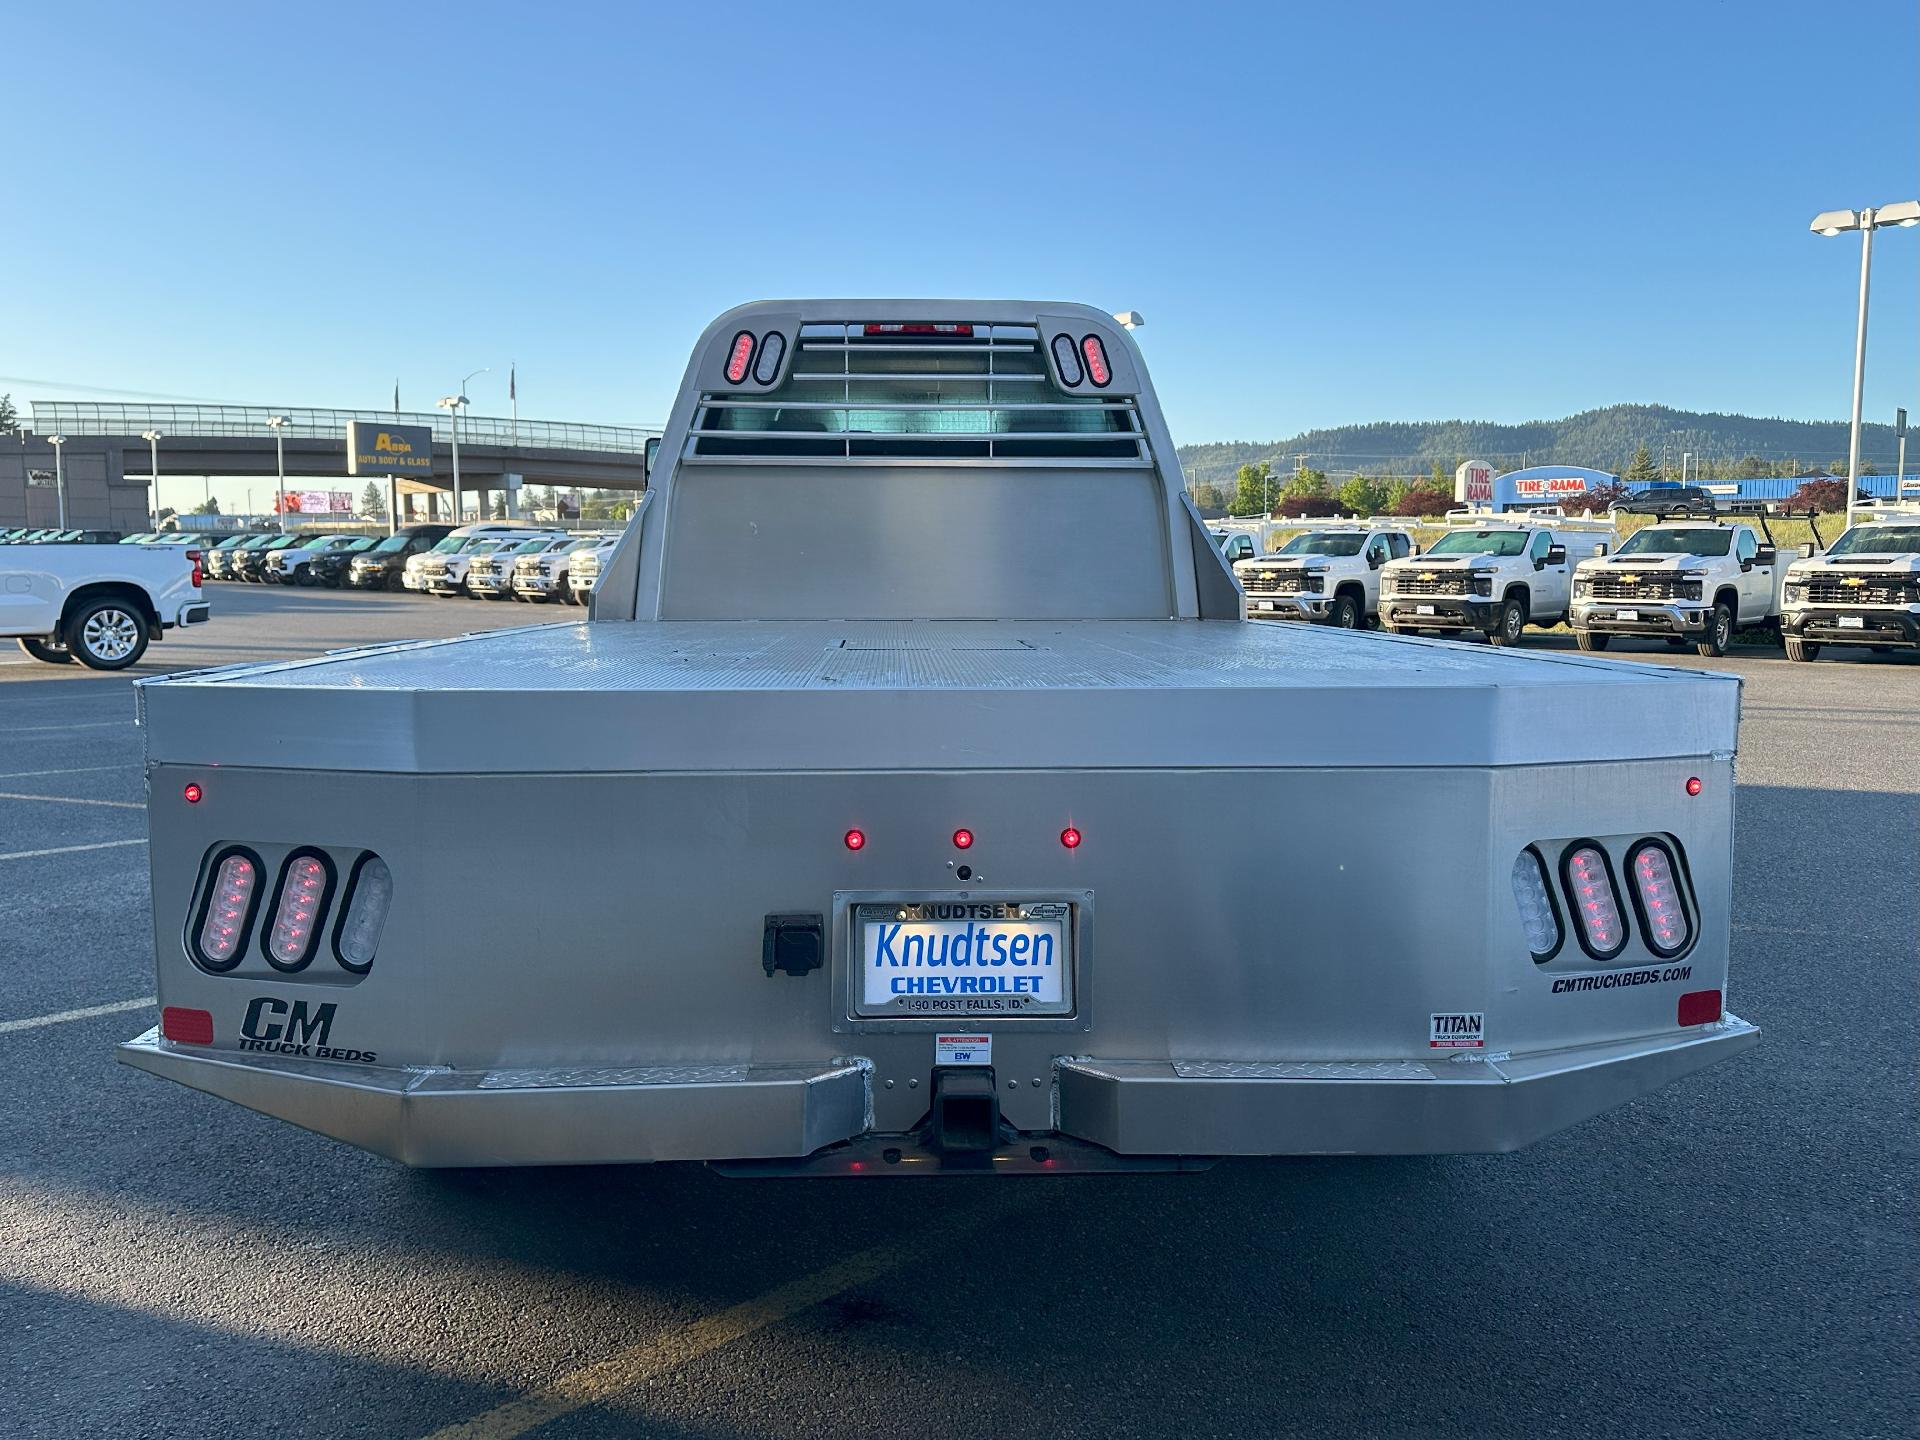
<box><xmin>2</xmin><ymin>536</ymin><xmax>210</xmax><ymax>668</ymax></box>
<box><xmin>1610</xmin><ymin>485</ymin><xmax>1722</xmax><ymax>517</ymax></box>
<box><xmin>236</xmin><ymin>534</ymin><xmax>305</xmax><ymax>582</ymax></box>
<box><xmin>305</xmin><ymin>537</ymin><xmax>383</xmax><ymax>588</ymax></box>
<box><xmin>1380</xmin><ymin>511</ymin><xmax>1614</xmax><ymax>643</ymax></box>
<box><xmin>344</xmin><ymin>525</ymin><xmax>455</xmax><ymax>591</ymax></box>
<box><xmin>513</xmin><ymin>534</ymin><xmax>615</xmax><ymax>604</ymax></box>
<box><xmin>567</xmin><ymin>543</ymin><xmax>604</xmax><ymax>605</ymax></box>
<box><xmin>421</xmin><ymin>532</ymin><xmax>563</xmax><ymax>596</ymax></box>
<box><xmin>203</xmin><ymin>534</ymin><xmax>268</xmax><ymax>580</ymax></box>
<box><xmin>1779</xmin><ymin>502</ymin><xmax>1915</xmax><ymax>661</ymax></box>
<box><xmin>1572</xmin><ymin>520</ymin><xmax>1790</xmax><ymax>656</ymax></box>
<box><xmin>466</xmin><ymin>535</ymin><xmax>572</xmax><ymax>599</ymax></box>
<box><xmin>1234</xmin><ymin>521</ymin><xmax>1415</xmax><ymax>627</ymax></box>
<box><xmin>265</xmin><ymin>535</ymin><xmax>366</xmax><ymax>586</ymax></box>
<box><xmin>402</xmin><ymin>524</ymin><xmax>547</xmax><ymax>592</ymax></box>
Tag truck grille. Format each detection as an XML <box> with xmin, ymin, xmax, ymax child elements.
<box><xmin>1240</xmin><ymin>568</ymin><xmax>1317</xmax><ymax>595</ymax></box>
<box><xmin>1805</xmin><ymin>577</ymin><xmax>1918</xmax><ymax>605</ymax></box>
<box><xmin>1588</xmin><ymin>574</ymin><xmax>1692</xmax><ymax>601</ymax></box>
<box><xmin>1394</xmin><ymin>572</ymin><xmax>1469</xmax><ymax>597</ymax></box>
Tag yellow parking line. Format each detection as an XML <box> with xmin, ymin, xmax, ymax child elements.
<box><xmin>0</xmin><ymin>791</ymin><xmax>142</xmax><ymax>810</ymax></box>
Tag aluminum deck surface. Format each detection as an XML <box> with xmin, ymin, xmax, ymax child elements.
<box><xmin>136</xmin><ymin>619</ymin><xmax>1741</xmax><ymax>773</ymax></box>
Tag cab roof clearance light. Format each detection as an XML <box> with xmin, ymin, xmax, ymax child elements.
<box><xmin>1080</xmin><ymin>335</ymin><xmax>1112</xmax><ymax>387</ymax></box>
<box><xmin>863</xmin><ymin>323</ymin><xmax>974</xmax><ymax>336</ymax></box>
<box><xmin>1628</xmin><ymin>840</ymin><xmax>1692</xmax><ymax>958</ymax></box>
<box><xmin>266</xmin><ymin>851</ymin><xmax>334</xmax><ymax>972</ymax></box>
<box><xmin>724</xmin><ymin>331</ymin><xmax>756</xmax><ymax>384</ymax></box>
<box><xmin>192</xmin><ymin>849</ymin><xmax>260</xmax><ymax>971</ymax></box>
<box><xmin>333</xmin><ymin>854</ymin><xmax>392</xmax><ymax>974</ymax></box>
<box><xmin>1510</xmin><ymin>848</ymin><xmax>1563</xmax><ymax>962</ymax></box>
<box><xmin>1562</xmin><ymin>843</ymin><xmax>1628</xmax><ymax>960</ymax></box>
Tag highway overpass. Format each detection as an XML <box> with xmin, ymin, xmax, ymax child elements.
<box><xmin>2</xmin><ymin>401</ymin><xmax>658</xmax><ymax>531</ymax></box>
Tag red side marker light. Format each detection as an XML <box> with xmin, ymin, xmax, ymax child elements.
<box><xmin>1685</xmin><ymin>777</ymin><xmax>1703</xmax><ymax>796</ymax></box>
<box><xmin>843</xmin><ymin>828</ymin><xmax>866</xmax><ymax>851</ymax></box>
<box><xmin>182</xmin><ymin>783</ymin><xmax>203</xmax><ymax>804</ymax></box>
<box><xmin>1060</xmin><ymin>826</ymin><xmax>1082</xmax><ymax>850</ymax></box>
<box><xmin>161</xmin><ymin>1006</ymin><xmax>214</xmax><ymax>1045</ymax></box>
<box><xmin>952</xmin><ymin>828</ymin><xmax>974</xmax><ymax>850</ymax></box>
<box><xmin>724</xmin><ymin>331</ymin><xmax>756</xmax><ymax>384</ymax></box>
<box><xmin>1677</xmin><ymin>989</ymin><xmax>1722</xmax><ymax>1027</ymax></box>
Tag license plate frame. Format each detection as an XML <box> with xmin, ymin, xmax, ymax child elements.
<box><xmin>1615</xmin><ymin>609</ymin><xmax>1641</xmax><ymax>621</ymax></box>
<box><xmin>1415</xmin><ymin>604</ymin><xmax>1436</xmax><ymax>616</ymax></box>
<box><xmin>833</xmin><ymin>890</ymin><xmax>1093</xmax><ymax>1034</ymax></box>
<box><xmin>1837</xmin><ymin>615</ymin><xmax>1864</xmax><ymax>629</ymax></box>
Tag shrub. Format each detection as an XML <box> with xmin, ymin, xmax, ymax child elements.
<box><xmin>1391</xmin><ymin>486</ymin><xmax>1453</xmax><ymax>517</ymax></box>
<box><xmin>1274</xmin><ymin>493</ymin><xmax>1344</xmax><ymax>518</ymax></box>
<box><xmin>1791</xmin><ymin>478</ymin><xmax>1849</xmax><ymax>514</ymax></box>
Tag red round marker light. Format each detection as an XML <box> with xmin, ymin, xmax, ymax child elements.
<box><xmin>843</xmin><ymin>828</ymin><xmax>866</xmax><ymax>851</ymax></box>
<box><xmin>1685</xmin><ymin>777</ymin><xmax>1703</xmax><ymax>797</ymax></box>
<box><xmin>952</xmin><ymin>828</ymin><xmax>974</xmax><ymax>850</ymax></box>
<box><xmin>183</xmin><ymin>783</ymin><xmax>203</xmax><ymax>804</ymax></box>
<box><xmin>1060</xmin><ymin>826</ymin><xmax>1082</xmax><ymax>850</ymax></box>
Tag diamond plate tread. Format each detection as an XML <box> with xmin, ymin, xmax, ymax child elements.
<box><xmin>477</xmin><ymin>1064</ymin><xmax>758</xmax><ymax>1090</ymax></box>
<box><xmin>1170</xmin><ymin>1060</ymin><xmax>1436</xmax><ymax>1081</ymax></box>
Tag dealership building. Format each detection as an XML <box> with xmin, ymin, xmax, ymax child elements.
<box><xmin>1454</xmin><ymin>459</ymin><xmax>1915</xmax><ymax>511</ymax></box>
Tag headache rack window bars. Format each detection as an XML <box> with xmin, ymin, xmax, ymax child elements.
<box><xmin>685</xmin><ymin>322</ymin><xmax>1150</xmax><ymax>465</ymax></box>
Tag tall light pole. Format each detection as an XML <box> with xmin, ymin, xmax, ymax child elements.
<box><xmin>438</xmin><ymin>367</ymin><xmax>489</xmax><ymax>522</ymax></box>
<box><xmin>47</xmin><ymin>434</ymin><xmax>67</xmax><ymax>528</ymax></box>
<box><xmin>266</xmin><ymin>415</ymin><xmax>290</xmax><ymax>532</ymax></box>
<box><xmin>1810</xmin><ymin>201</ymin><xmax>1920</xmax><ymax>528</ymax></box>
<box><xmin>140</xmin><ymin>430</ymin><xmax>164</xmax><ymax>529</ymax></box>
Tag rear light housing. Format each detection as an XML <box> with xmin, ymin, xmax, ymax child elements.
<box><xmin>1050</xmin><ymin>334</ymin><xmax>1084</xmax><ymax>387</ymax></box>
<box><xmin>187</xmin><ymin>549</ymin><xmax>204</xmax><ymax>587</ymax></box>
<box><xmin>1627</xmin><ymin>838</ymin><xmax>1694</xmax><ymax>958</ymax></box>
<box><xmin>265</xmin><ymin>850</ymin><xmax>335</xmax><ymax>972</ymax></box>
<box><xmin>863</xmin><ymin>323</ymin><xmax>973</xmax><ymax>336</ymax></box>
<box><xmin>188</xmin><ymin>847</ymin><xmax>263</xmax><ymax>972</ymax></box>
<box><xmin>332</xmin><ymin>853</ymin><xmax>392</xmax><ymax>974</ymax></box>
<box><xmin>752</xmin><ymin>331</ymin><xmax>787</xmax><ymax>384</ymax></box>
<box><xmin>724</xmin><ymin>331</ymin><xmax>756</xmax><ymax>384</ymax></box>
<box><xmin>1080</xmin><ymin>335</ymin><xmax>1112</xmax><ymax>387</ymax></box>
<box><xmin>1560</xmin><ymin>842</ymin><xmax>1628</xmax><ymax>960</ymax></box>
<box><xmin>1510</xmin><ymin>847</ymin><xmax>1564</xmax><ymax>961</ymax></box>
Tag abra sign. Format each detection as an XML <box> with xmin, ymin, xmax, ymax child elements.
<box><xmin>1455</xmin><ymin>460</ymin><xmax>1494</xmax><ymax>505</ymax></box>
<box><xmin>346</xmin><ymin>420</ymin><xmax>434</xmax><ymax>476</ymax></box>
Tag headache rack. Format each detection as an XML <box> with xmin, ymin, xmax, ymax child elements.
<box><xmin>685</xmin><ymin>322</ymin><xmax>1149</xmax><ymax>466</ymax></box>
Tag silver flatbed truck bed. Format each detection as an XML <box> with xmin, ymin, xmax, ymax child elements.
<box><xmin>120</xmin><ymin>301</ymin><xmax>1756</xmax><ymax>1172</ymax></box>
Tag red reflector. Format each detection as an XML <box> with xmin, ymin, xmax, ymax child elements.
<box><xmin>1080</xmin><ymin>335</ymin><xmax>1112</xmax><ymax>386</ymax></box>
<box><xmin>724</xmin><ymin>331</ymin><xmax>756</xmax><ymax>384</ymax></box>
<box><xmin>182</xmin><ymin>783</ymin><xmax>203</xmax><ymax>804</ymax></box>
<box><xmin>161</xmin><ymin>1006</ymin><xmax>213</xmax><ymax>1045</ymax></box>
<box><xmin>843</xmin><ymin>828</ymin><xmax>866</xmax><ymax>851</ymax></box>
<box><xmin>1677</xmin><ymin>989</ymin><xmax>1722</xmax><ymax>1027</ymax></box>
<box><xmin>952</xmin><ymin>828</ymin><xmax>974</xmax><ymax>850</ymax></box>
<box><xmin>1685</xmin><ymin>777</ymin><xmax>1703</xmax><ymax>796</ymax></box>
<box><xmin>863</xmin><ymin>323</ymin><xmax>973</xmax><ymax>336</ymax></box>
<box><xmin>1060</xmin><ymin>826</ymin><xmax>1082</xmax><ymax>850</ymax></box>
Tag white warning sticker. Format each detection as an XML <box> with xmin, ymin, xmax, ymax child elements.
<box><xmin>935</xmin><ymin>1033</ymin><xmax>992</xmax><ymax>1066</ymax></box>
<box><xmin>1430</xmin><ymin>1013</ymin><xmax>1486</xmax><ymax>1049</ymax></box>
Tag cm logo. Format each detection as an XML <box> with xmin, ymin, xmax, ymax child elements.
<box><xmin>242</xmin><ymin>997</ymin><xmax>336</xmax><ymax>1046</ymax></box>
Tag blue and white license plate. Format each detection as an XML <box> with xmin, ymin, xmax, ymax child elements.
<box><xmin>854</xmin><ymin>901</ymin><xmax>1074</xmax><ymax>1018</ymax></box>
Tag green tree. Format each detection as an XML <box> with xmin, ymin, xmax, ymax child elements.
<box><xmin>1228</xmin><ymin>461</ymin><xmax>1275</xmax><ymax>517</ymax></box>
<box><xmin>1337</xmin><ymin>473</ymin><xmax>1392</xmax><ymax>516</ymax></box>
<box><xmin>0</xmin><ymin>394</ymin><xmax>17</xmax><ymax>434</ymax></box>
<box><xmin>491</xmin><ymin>494</ymin><xmax>508</xmax><ymax>519</ymax></box>
<box><xmin>1732</xmin><ymin>455</ymin><xmax>1772</xmax><ymax>480</ymax></box>
<box><xmin>1281</xmin><ymin>464</ymin><xmax>1330</xmax><ymax>500</ymax></box>
<box><xmin>156</xmin><ymin>506</ymin><xmax>177</xmax><ymax>524</ymax></box>
<box><xmin>1383</xmin><ymin>476</ymin><xmax>1413</xmax><ymax>511</ymax></box>
<box><xmin>1430</xmin><ymin>459</ymin><xmax>1450</xmax><ymax>490</ymax></box>
<box><xmin>359</xmin><ymin>481</ymin><xmax>387</xmax><ymax>519</ymax></box>
<box><xmin>1624</xmin><ymin>444</ymin><xmax>1659</xmax><ymax>483</ymax></box>
<box><xmin>191</xmin><ymin>496</ymin><xmax>222</xmax><ymax>515</ymax></box>
<box><xmin>1190</xmin><ymin>482</ymin><xmax>1227</xmax><ymax>512</ymax></box>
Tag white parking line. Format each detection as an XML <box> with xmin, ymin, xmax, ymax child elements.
<box><xmin>8</xmin><ymin>721</ymin><xmax>135</xmax><ymax>733</ymax></box>
<box><xmin>0</xmin><ymin>838</ymin><xmax>146</xmax><ymax>861</ymax></box>
<box><xmin>0</xmin><ymin>765</ymin><xmax>138</xmax><ymax>779</ymax></box>
<box><xmin>0</xmin><ymin>997</ymin><xmax>153</xmax><ymax>1036</ymax></box>
<box><xmin>0</xmin><ymin>791</ymin><xmax>142</xmax><ymax>810</ymax></box>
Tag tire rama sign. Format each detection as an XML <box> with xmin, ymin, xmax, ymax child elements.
<box><xmin>346</xmin><ymin>421</ymin><xmax>434</xmax><ymax>475</ymax></box>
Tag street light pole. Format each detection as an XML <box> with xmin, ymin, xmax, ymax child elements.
<box><xmin>48</xmin><ymin>435</ymin><xmax>67</xmax><ymax>528</ymax></box>
<box><xmin>266</xmin><ymin>415</ymin><xmax>290</xmax><ymax>533</ymax></box>
<box><xmin>1810</xmin><ymin>201</ymin><xmax>1920</xmax><ymax>529</ymax></box>
<box><xmin>140</xmin><ymin>430</ymin><xmax>164</xmax><ymax>529</ymax></box>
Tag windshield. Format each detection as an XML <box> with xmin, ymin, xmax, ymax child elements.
<box><xmin>265</xmin><ymin>535</ymin><xmax>301</xmax><ymax>550</ymax></box>
<box><xmin>507</xmin><ymin>538</ymin><xmax>553</xmax><ymax>554</ymax></box>
<box><xmin>370</xmin><ymin>534</ymin><xmax>410</xmax><ymax>553</ymax></box>
<box><xmin>1426</xmin><ymin>529</ymin><xmax>1530</xmax><ymax>557</ymax></box>
<box><xmin>1616</xmin><ymin>527</ymin><xmax>1732</xmax><ymax>557</ymax></box>
<box><xmin>430</xmin><ymin>536</ymin><xmax>469</xmax><ymax>554</ymax></box>
<box><xmin>215</xmin><ymin>536</ymin><xmax>251</xmax><ymax>549</ymax></box>
<box><xmin>1277</xmin><ymin>533</ymin><xmax>1366</xmax><ymax>557</ymax></box>
<box><xmin>469</xmin><ymin>540</ymin><xmax>509</xmax><ymax>555</ymax></box>
<box><xmin>1829</xmin><ymin>524</ymin><xmax>1920</xmax><ymax>556</ymax></box>
<box><xmin>342</xmin><ymin>538</ymin><xmax>377</xmax><ymax>552</ymax></box>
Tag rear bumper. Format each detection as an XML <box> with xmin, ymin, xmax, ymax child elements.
<box><xmin>118</xmin><ymin>1014</ymin><xmax>1757</xmax><ymax>1167</ymax></box>
<box><xmin>1572</xmin><ymin>602</ymin><xmax>1708</xmax><ymax>636</ymax></box>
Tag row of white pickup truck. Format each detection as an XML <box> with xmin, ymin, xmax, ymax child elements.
<box><xmin>1218</xmin><ymin>504</ymin><xmax>1920</xmax><ymax>661</ymax></box>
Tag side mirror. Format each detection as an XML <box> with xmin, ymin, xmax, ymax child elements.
<box><xmin>1408</xmin><ymin>542</ymin><xmax>1421</xmax><ymax>556</ymax></box>
<box><xmin>1367</xmin><ymin>552</ymin><xmax>1383</xmax><ymax>569</ymax></box>
<box><xmin>1798</xmin><ymin>542</ymin><xmax>1816</xmax><ymax>559</ymax></box>
<box><xmin>1594</xmin><ymin>542</ymin><xmax>1609</xmax><ymax>557</ymax></box>
<box><xmin>1546</xmin><ymin>544</ymin><xmax>1567</xmax><ymax>566</ymax></box>
<box><xmin>1755</xmin><ymin>544</ymin><xmax>1777</xmax><ymax>567</ymax></box>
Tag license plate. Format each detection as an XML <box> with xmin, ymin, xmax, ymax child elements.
<box><xmin>854</xmin><ymin>901</ymin><xmax>1074</xmax><ymax>1018</ymax></box>
<box><xmin>1616</xmin><ymin>609</ymin><xmax>1641</xmax><ymax>621</ymax></box>
<box><xmin>1258</xmin><ymin>600</ymin><xmax>1276</xmax><ymax>611</ymax></box>
<box><xmin>1415</xmin><ymin>604</ymin><xmax>1436</xmax><ymax>616</ymax></box>
<box><xmin>1838</xmin><ymin>615</ymin><xmax>1864</xmax><ymax>628</ymax></box>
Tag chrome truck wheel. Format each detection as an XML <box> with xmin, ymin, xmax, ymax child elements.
<box><xmin>67</xmin><ymin>599</ymin><xmax>149</xmax><ymax>670</ymax></box>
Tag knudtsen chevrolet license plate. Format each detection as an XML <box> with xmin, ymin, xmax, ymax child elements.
<box><xmin>854</xmin><ymin>901</ymin><xmax>1074</xmax><ymax>1018</ymax></box>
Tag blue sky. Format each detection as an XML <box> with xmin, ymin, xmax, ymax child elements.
<box><xmin>4</xmin><ymin>0</ymin><xmax>1916</xmax><ymax>465</ymax></box>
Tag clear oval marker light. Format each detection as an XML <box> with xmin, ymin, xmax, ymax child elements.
<box><xmin>1631</xmin><ymin>844</ymin><xmax>1690</xmax><ymax>956</ymax></box>
<box><xmin>268</xmin><ymin>853</ymin><xmax>328</xmax><ymax>968</ymax></box>
<box><xmin>198</xmin><ymin>852</ymin><xmax>256</xmax><ymax>966</ymax></box>
<box><xmin>335</xmin><ymin>855</ymin><xmax>392</xmax><ymax>973</ymax></box>
<box><xmin>1510</xmin><ymin>849</ymin><xmax>1560</xmax><ymax>960</ymax></box>
<box><xmin>1565</xmin><ymin>845</ymin><xmax>1625</xmax><ymax>957</ymax></box>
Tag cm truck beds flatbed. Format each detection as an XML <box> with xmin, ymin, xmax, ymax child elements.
<box><xmin>120</xmin><ymin>301</ymin><xmax>1756</xmax><ymax>1173</ymax></box>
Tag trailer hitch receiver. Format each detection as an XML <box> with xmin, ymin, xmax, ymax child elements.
<box><xmin>931</xmin><ymin>1067</ymin><xmax>999</xmax><ymax>1153</ymax></box>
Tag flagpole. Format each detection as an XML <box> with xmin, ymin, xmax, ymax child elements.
<box><xmin>510</xmin><ymin>362</ymin><xmax>518</xmax><ymax>449</ymax></box>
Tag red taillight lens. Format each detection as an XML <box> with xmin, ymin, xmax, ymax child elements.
<box><xmin>1630</xmin><ymin>842</ymin><xmax>1691</xmax><ymax>956</ymax></box>
<box><xmin>843</xmin><ymin>829</ymin><xmax>866</xmax><ymax>851</ymax></box>
<box><xmin>1080</xmin><ymin>335</ymin><xmax>1111</xmax><ymax>387</ymax></box>
<box><xmin>952</xmin><ymin>828</ymin><xmax>974</xmax><ymax>850</ymax></box>
<box><xmin>1677</xmin><ymin>989</ymin><xmax>1722</xmax><ymax>1026</ymax></box>
<box><xmin>1685</xmin><ymin>777</ymin><xmax>1703</xmax><ymax>796</ymax></box>
<box><xmin>1564</xmin><ymin>844</ymin><xmax>1626</xmax><ymax>957</ymax></box>
<box><xmin>725</xmin><ymin>331</ymin><xmax>756</xmax><ymax>384</ymax></box>
<box><xmin>863</xmin><ymin>323</ymin><xmax>974</xmax><ymax>336</ymax></box>
<box><xmin>161</xmin><ymin>1007</ymin><xmax>214</xmax><ymax>1045</ymax></box>
<box><xmin>1060</xmin><ymin>826</ymin><xmax>1082</xmax><ymax>850</ymax></box>
<box><xmin>196</xmin><ymin>851</ymin><xmax>257</xmax><ymax>968</ymax></box>
<box><xmin>182</xmin><ymin>783</ymin><xmax>203</xmax><ymax>804</ymax></box>
<box><xmin>267</xmin><ymin>852</ymin><xmax>331</xmax><ymax>970</ymax></box>
<box><xmin>188</xmin><ymin>549</ymin><xmax>204</xmax><ymax>586</ymax></box>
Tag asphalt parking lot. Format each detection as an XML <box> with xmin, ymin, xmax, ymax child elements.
<box><xmin>1</xmin><ymin>589</ymin><xmax>1914</xmax><ymax>1440</ymax></box>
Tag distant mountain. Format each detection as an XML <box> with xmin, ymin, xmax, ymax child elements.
<box><xmin>1174</xmin><ymin>404</ymin><xmax>1903</xmax><ymax>489</ymax></box>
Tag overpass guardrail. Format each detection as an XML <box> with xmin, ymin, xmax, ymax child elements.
<box><xmin>27</xmin><ymin>402</ymin><xmax>659</xmax><ymax>455</ymax></box>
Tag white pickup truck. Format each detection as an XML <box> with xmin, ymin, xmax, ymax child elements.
<box><xmin>1380</xmin><ymin>512</ymin><xmax>1614</xmax><ymax>643</ymax></box>
<box><xmin>1571</xmin><ymin>520</ymin><xmax>1787</xmax><ymax>657</ymax></box>
<box><xmin>2</xmin><ymin>542</ymin><xmax>210</xmax><ymax>669</ymax></box>
<box><xmin>1779</xmin><ymin>503</ymin><xmax>1918</xmax><ymax>661</ymax></box>
<box><xmin>1234</xmin><ymin>522</ymin><xmax>1415</xmax><ymax>627</ymax></box>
